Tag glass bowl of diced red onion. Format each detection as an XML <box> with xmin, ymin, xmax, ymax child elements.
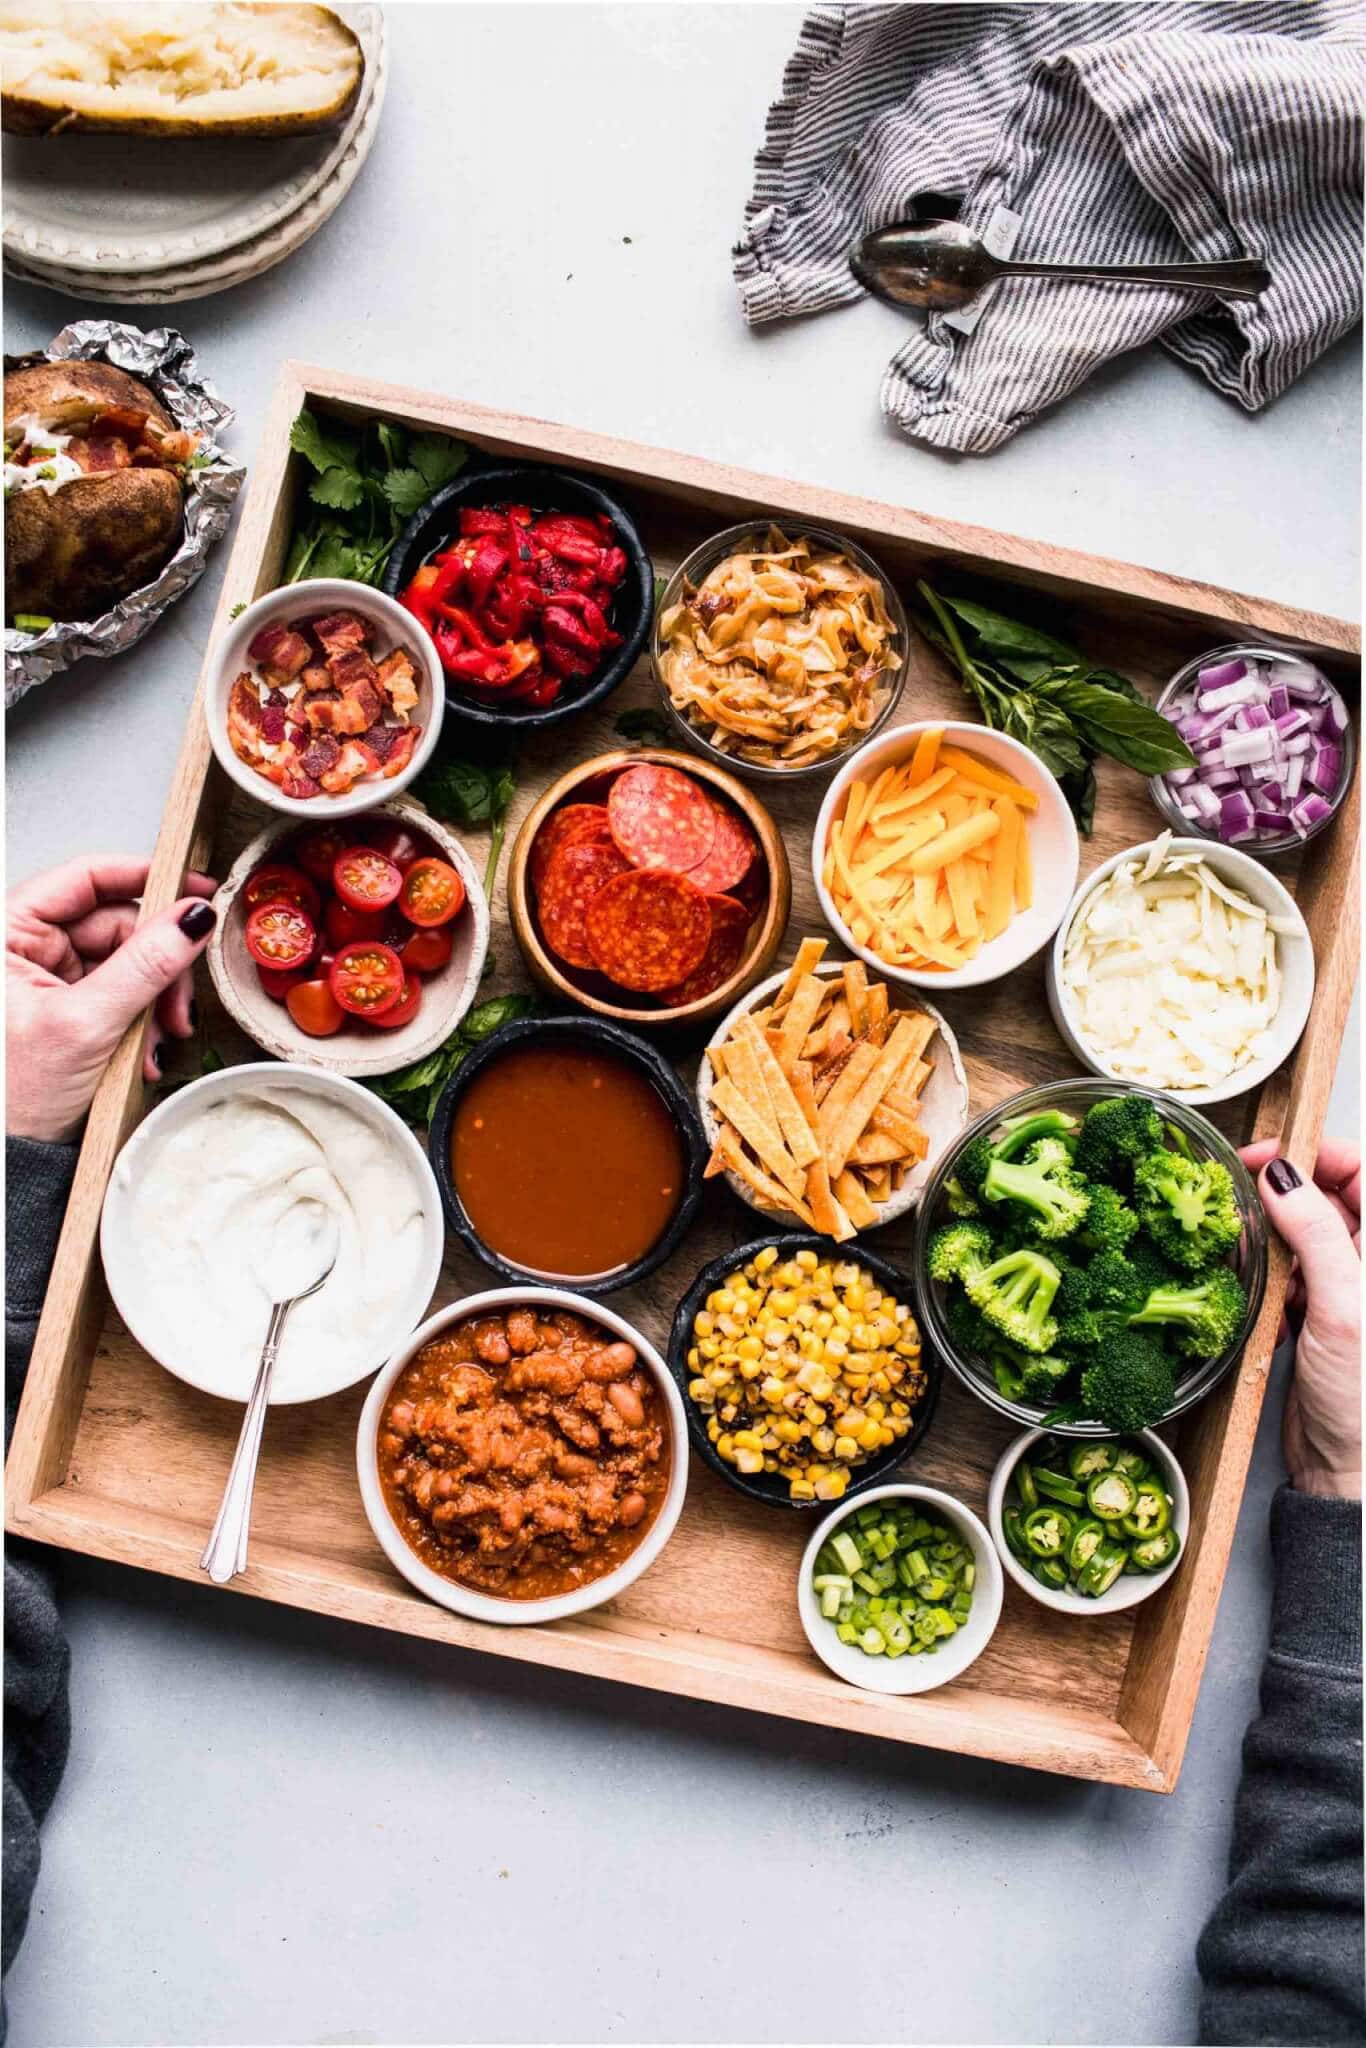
<box><xmin>1150</xmin><ymin>646</ymin><xmax>1354</xmax><ymax>858</ymax></box>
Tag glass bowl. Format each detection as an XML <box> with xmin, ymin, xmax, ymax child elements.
<box><xmin>650</xmin><ymin>520</ymin><xmax>908</xmax><ymax>781</ymax></box>
<box><xmin>1147</xmin><ymin>643</ymin><xmax>1356</xmax><ymax>861</ymax></box>
<box><xmin>911</xmin><ymin>1078</ymin><xmax>1268</xmax><ymax>1436</ymax></box>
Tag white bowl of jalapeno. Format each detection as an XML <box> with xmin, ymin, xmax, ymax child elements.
<box><xmin>987</xmin><ymin>1428</ymin><xmax>1189</xmax><ymax>1616</ymax></box>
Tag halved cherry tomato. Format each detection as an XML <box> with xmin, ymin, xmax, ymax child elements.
<box><xmin>324</xmin><ymin>898</ymin><xmax>386</xmax><ymax>949</ymax></box>
<box><xmin>286</xmin><ymin>977</ymin><xmax>345</xmax><ymax>1037</ymax></box>
<box><xmin>333</xmin><ymin>847</ymin><xmax>403</xmax><ymax>912</ymax></box>
<box><xmin>243</xmin><ymin>862</ymin><xmax>321</xmax><ymax>923</ymax></box>
<box><xmin>365</xmin><ymin>973</ymin><xmax>423</xmax><ymax>1029</ymax></box>
<box><xmin>293</xmin><ymin>825</ymin><xmax>353</xmax><ymax>887</ymax></box>
<box><xmin>400</xmin><ymin>857</ymin><xmax>466</xmax><ymax>927</ymax></box>
<box><xmin>400</xmin><ymin>926</ymin><xmax>454</xmax><ymax>974</ymax></box>
<box><xmin>328</xmin><ymin>942</ymin><xmax>404</xmax><ymax>1017</ymax></box>
<box><xmin>257</xmin><ymin>963</ymin><xmax>308</xmax><ymax>1002</ymax></box>
<box><xmin>245</xmin><ymin>900</ymin><xmax>316</xmax><ymax>972</ymax></box>
<box><xmin>359</xmin><ymin>820</ymin><xmax>428</xmax><ymax>871</ymax></box>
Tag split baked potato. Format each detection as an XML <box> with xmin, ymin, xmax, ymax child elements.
<box><xmin>0</xmin><ymin>2</ymin><xmax>363</xmax><ymax>138</ymax></box>
<box><xmin>5</xmin><ymin>360</ymin><xmax>197</xmax><ymax>625</ymax></box>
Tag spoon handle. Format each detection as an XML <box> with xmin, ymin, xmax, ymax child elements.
<box><xmin>199</xmin><ymin>1299</ymin><xmax>294</xmax><ymax>1586</ymax></box>
<box><xmin>997</xmin><ymin>254</ymin><xmax>1270</xmax><ymax>300</ymax></box>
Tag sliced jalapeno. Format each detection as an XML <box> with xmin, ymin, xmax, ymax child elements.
<box><xmin>1023</xmin><ymin>1505</ymin><xmax>1074</xmax><ymax>1558</ymax></box>
<box><xmin>1087</xmin><ymin>1470</ymin><xmax>1139</xmax><ymax>1522</ymax></box>
<box><xmin>1114</xmin><ymin>1445</ymin><xmax>1150</xmax><ymax>1482</ymax></box>
<box><xmin>1015</xmin><ymin>1462</ymin><xmax>1039</xmax><ymax>1510</ymax></box>
<box><xmin>1002</xmin><ymin>1505</ymin><xmax>1032</xmax><ymax>1560</ymax></box>
<box><xmin>1078</xmin><ymin>1541</ymin><xmax>1128</xmax><ymax>1596</ymax></box>
<box><xmin>1131</xmin><ymin>1527</ymin><xmax>1181</xmax><ymax>1572</ymax></box>
<box><xmin>1067</xmin><ymin>1518</ymin><xmax>1106</xmax><ymax>1575</ymax></box>
<box><xmin>1121</xmin><ymin>1482</ymin><xmax>1172</xmax><ymax>1541</ymax></box>
<box><xmin>1033</xmin><ymin>1467</ymin><xmax>1086</xmax><ymax>1508</ymax></box>
<box><xmin>1068</xmin><ymin>1441</ymin><xmax>1119</xmax><ymax>1482</ymax></box>
<box><xmin>1032</xmin><ymin>1557</ymin><xmax>1069</xmax><ymax>1589</ymax></box>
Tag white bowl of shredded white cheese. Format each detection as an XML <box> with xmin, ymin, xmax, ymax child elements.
<box><xmin>1047</xmin><ymin>834</ymin><xmax>1314</xmax><ymax>1105</ymax></box>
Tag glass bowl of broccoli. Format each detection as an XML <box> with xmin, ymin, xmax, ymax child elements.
<box><xmin>911</xmin><ymin>1080</ymin><xmax>1268</xmax><ymax>1436</ymax></box>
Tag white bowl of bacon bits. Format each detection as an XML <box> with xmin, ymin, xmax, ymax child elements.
<box><xmin>208</xmin><ymin>796</ymin><xmax>489</xmax><ymax>1079</ymax></box>
<box><xmin>206</xmin><ymin>578</ymin><xmax>444</xmax><ymax>819</ymax></box>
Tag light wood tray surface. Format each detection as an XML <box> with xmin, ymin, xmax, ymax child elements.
<box><xmin>7</xmin><ymin>364</ymin><xmax>1359</xmax><ymax>1792</ymax></box>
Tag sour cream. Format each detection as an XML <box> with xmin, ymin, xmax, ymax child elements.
<box><xmin>4</xmin><ymin>426</ymin><xmax>82</xmax><ymax>497</ymax></box>
<box><xmin>106</xmin><ymin>1079</ymin><xmax>435</xmax><ymax>1402</ymax></box>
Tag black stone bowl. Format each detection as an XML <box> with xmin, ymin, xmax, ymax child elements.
<box><xmin>427</xmin><ymin>1014</ymin><xmax>706</xmax><ymax>1296</ymax></box>
<box><xmin>667</xmin><ymin>1233</ymin><xmax>943</xmax><ymax>1512</ymax></box>
<box><xmin>382</xmin><ymin>463</ymin><xmax>654</xmax><ymax>734</ymax></box>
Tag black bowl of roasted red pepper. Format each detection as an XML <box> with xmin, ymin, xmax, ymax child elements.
<box><xmin>384</xmin><ymin>465</ymin><xmax>654</xmax><ymax>731</ymax></box>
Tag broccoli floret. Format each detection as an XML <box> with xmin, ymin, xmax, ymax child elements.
<box><xmin>1079</xmin><ymin>1332</ymin><xmax>1176</xmax><ymax>1433</ymax></box>
<box><xmin>1129</xmin><ymin>1267</ymin><xmax>1249</xmax><ymax>1360</ymax></box>
<box><xmin>982</xmin><ymin>1149</ymin><xmax>1091</xmax><ymax>1242</ymax></box>
<box><xmin>996</xmin><ymin>1109</ymin><xmax>1080</xmax><ymax>1158</ymax></box>
<box><xmin>1019</xmin><ymin>1353</ymin><xmax>1073</xmax><ymax>1401</ymax></box>
<box><xmin>954</xmin><ymin>1133</ymin><xmax>997</xmax><ymax>1203</ymax></box>
<box><xmin>926</xmin><ymin>1221</ymin><xmax>994</xmax><ymax>1285</ymax></box>
<box><xmin>1133</xmin><ymin>1151</ymin><xmax>1242</xmax><ymax>1271</ymax></box>
<box><xmin>966</xmin><ymin>1248</ymin><xmax>1061</xmax><ymax>1355</ymax></box>
<box><xmin>943</xmin><ymin>1175</ymin><xmax>982</xmax><ymax>1218</ymax></box>
<box><xmin>1086</xmin><ymin>1249</ymin><xmax>1147</xmax><ymax>1312</ymax></box>
<box><xmin>1127</xmin><ymin>1236</ymin><xmax>1184</xmax><ymax>1295</ymax></box>
<box><xmin>1057</xmin><ymin>1308</ymin><xmax>1112</xmax><ymax>1357</ymax></box>
<box><xmin>1075</xmin><ymin>1095</ymin><xmax>1164</xmax><ymax>1184</ymax></box>
<box><xmin>1078</xmin><ymin>1184</ymin><xmax>1140</xmax><ymax>1253</ymax></box>
<box><xmin>1052</xmin><ymin>1259</ymin><xmax>1092</xmax><ymax>1322</ymax></box>
<box><xmin>992</xmin><ymin>1357</ymin><xmax>1027</xmax><ymax>1401</ymax></box>
<box><xmin>945</xmin><ymin>1291</ymin><xmax>998</xmax><ymax>1357</ymax></box>
<box><xmin>954</xmin><ymin>1110</ymin><xmax>1078</xmax><ymax>1206</ymax></box>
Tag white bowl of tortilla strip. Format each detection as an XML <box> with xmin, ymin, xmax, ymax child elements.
<box><xmin>697</xmin><ymin>937</ymin><xmax>969</xmax><ymax>1240</ymax></box>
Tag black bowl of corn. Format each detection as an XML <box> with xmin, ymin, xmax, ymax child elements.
<box><xmin>666</xmin><ymin>1233</ymin><xmax>943</xmax><ymax>1511</ymax></box>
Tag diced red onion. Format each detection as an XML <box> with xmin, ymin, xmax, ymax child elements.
<box><xmin>1310</xmin><ymin>745</ymin><xmax>1343</xmax><ymax>794</ymax></box>
<box><xmin>1326</xmin><ymin>694</ymin><xmax>1351</xmax><ymax>736</ymax></box>
<box><xmin>1292</xmin><ymin>793</ymin><xmax>1334</xmax><ymax>833</ymax></box>
<box><xmin>1274</xmin><ymin>708</ymin><xmax>1312</xmax><ymax>739</ymax></box>
<box><xmin>1166</xmin><ymin>765</ymin><xmax>1198</xmax><ymax>788</ymax></box>
<box><xmin>1280</xmin><ymin>661</ymin><xmax>1329</xmax><ymax>703</ymax></box>
<box><xmin>1157</xmin><ymin>648</ymin><xmax>1351</xmax><ymax>845</ymax></box>
<box><xmin>1268</xmin><ymin>684</ymin><xmax>1291</xmax><ymax>718</ymax></box>
<box><xmin>1198</xmin><ymin>675</ymin><xmax>1260</xmax><ymax>712</ymax></box>
<box><xmin>1254</xmin><ymin>810</ymin><xmax>1292</xmax><ymax>831</ymax></box>
<box><xmin>1234</xmin><ymin>703</ymin><xmax>1272</xmax><ymax>730</ymax></box>
<box><xmin>1284</xmin><ymin>757</ymin><xmax>1305</xmax><ymax>800</ymax></box>
<box><xmin>1202</xmin><ymin>766</ymin><xmax>1240</xmax><ymax>790</ymax></box>
<box><xmin>1282</xmin><ymin>732</ymin><xmax>1313</xmax><ymax>757</ymax></box>
<box><xmin>1220</xmin><ymin>791</ymin><xmax>1258</xmax><ymax>840</ymax></box>
<box><xmin>1222</xmin><ymin>727</ymin><xmax>1276</xmax><ymax>767</ymax></box>
<box><xmin>1187</xmin><ymin>782</ymin><xmax>1221</xmax><ymax>822</ymax></box>
<box><xmin>1196</xmin><ymin>658</ymin><xmax>1248</xmax><ymax>691</ymax></box>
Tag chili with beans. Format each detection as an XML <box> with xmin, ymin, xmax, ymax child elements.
<box><xmin>377</xmin><ymin>1307</ymin><xmax>671</xmax><ymax>1599</ymax></box>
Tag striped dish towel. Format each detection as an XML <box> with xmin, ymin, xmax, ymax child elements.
<box><xmin>734</xmin><ymin>2</ymin><xmax>1365</xmax><ymax>453</ymax></box>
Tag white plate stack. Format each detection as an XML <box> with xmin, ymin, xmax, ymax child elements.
<box><xmin>2</xmin><ymin>3</ymin><xmax>385</xmax><ymax>303</ymax></box>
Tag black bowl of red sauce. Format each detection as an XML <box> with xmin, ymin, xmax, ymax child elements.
<box><xmin>428</xmin><ymin>1014</ymin><xmax>706</xmax><ymax>1295</ymax></box>
<box><xmin>383</xmin><ymin>464</ymin><xmax>654</xmax><ymax>733</ymax></box>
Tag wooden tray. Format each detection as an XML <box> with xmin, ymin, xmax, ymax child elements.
<box><xmin>8</xmin><ymin>363</ymin><xmax>1359</xmax><ymax>1792</ymax></box>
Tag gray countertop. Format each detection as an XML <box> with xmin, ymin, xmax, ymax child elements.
<box><xmin>5</xmin><ymin>10</ymin><xmax>1359</xmax><ymax>2044</ymax></box>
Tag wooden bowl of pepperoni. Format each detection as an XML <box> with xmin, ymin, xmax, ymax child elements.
<box><xmin>508</xmin><ymin>749</ymin><xmax>791</xmax><ymax>1030</ymax></box>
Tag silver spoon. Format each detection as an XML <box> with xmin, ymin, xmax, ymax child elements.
<box><xmin>199</xmin><ymin>1198</ymin><xmax>339</xmax><ymax>1586</ymax></box>
<box><xmin>851</xmin><ymin>218</ymin><xmax>1270</xmax><ymax>313</ymax></box>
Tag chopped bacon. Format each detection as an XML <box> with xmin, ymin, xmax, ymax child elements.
<box><xmin>229</xmin><ymin>674</ymin><xmax>263</xmax><ymax>729</ymax></box>
<box><xmin>90</xmin><ymin>405</ymin><xmax>148</xmax><ymax>439</ymax></box>
<box><xmin>302</xmin><ymin>690</ymin><xmax>343</xmax><ymax>732</ymax></box>
<box><xmin>247</xmin><ymin>623</ymin><xmax>312</xmax><ymax>677</ymax></box>
<box><xmin>280</xmin><ymin>767</ymin><xmax>322</xmax><ymax>801</ymax></box>
<box><xmin>375</xmin><ymin>647</ymin><xmax>419</xmax><ymax>717</ymax></box>
<box><xmin>381</xmin><ymin>727</ymin><xmax>420</xmax><ymax>778</ymax></box>
<box><xmin>82</xmin><ymin>436</ymin><xmax>131</xmax><ymax>473</ymax></box>
<box><xmin>301</xmin><ymin>735</ymin><xmax>341</xmax><ymax>778</ymax></box>
<box><xmin>300</xmin><ymin>664</ymin><xmax>333</xmax><ymax>694</ymax></box>
<box><xmin>259</xmin><ymin>706</ymin><xmax>287</xmax><ymax>745</ymax></box>
<box><xmin>363</xmin><ymin>724</ymin><xmax>397</xmax><ymax>763</ymax></box>
<box><xmin>130</xmin><ymin>446</ymin><xmax>164</xmax><ymax>468</ymax></box>
<box><xmin>327</xmin><ymin>647</ymin><xmax>379</xmax><ymax>692</ymax></box>
<box><xmin>313</xmin><ymin>611</ymin><xmax>370</xmax><ymax>659</ymax></box>
<box><xmin>341</xmin><ymin>680</ymin><xmax>383</xmax><ymax>730</ymax></box>
<box><xmin>319</xmin><ymin>740</ymin><xmax>381</xmax><ymax>795</ymax></box>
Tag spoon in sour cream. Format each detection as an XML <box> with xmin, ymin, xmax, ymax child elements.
<box><xmin>199</xmin><ymin>1197</ymin><xmax>339</xmax><ymax>1586</ymax></box>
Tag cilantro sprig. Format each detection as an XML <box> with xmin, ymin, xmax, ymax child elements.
<box><xmin>284</xmin><ymin>408</ymin><xmax>468</xmax><ymax>588</ymax></box>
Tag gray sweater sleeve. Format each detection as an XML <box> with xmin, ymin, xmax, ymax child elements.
<box><xmin>4</xmin><ymin>1137</ymin><xmax>78</xmax><ymax>1986</ymax></box>
<box><xmin>1197</xmin><ymin>1484</ymin><xmax>1365</xmax><ymax>2046</ymax></box>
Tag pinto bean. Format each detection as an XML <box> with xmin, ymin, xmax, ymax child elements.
<box><xmin>473</xmin><ymin>1321</ymin><xmax>511</xmax><ymax>1366</ymax></box>
<box><xmin>554</xmin><ymin>1448</ymin><xmax>597</xmax><ymax>1481</ymax></box>
<box><xmin>619</xmin><ymin>1491</ymin><xmax>647</xmax><ymax>1528</ymax></box>
<box><xmin>606</xmin><ymin>1381</ymin><xmax>645</xmax><ymax>1428</ymax></box>
<box><xmin>385</xmin><ymin>1401</ymin><xmax>415</xmax><ymax>1436</ymax></box>
<box><xmin>582</xmin><ymin>1341</ymin><xmax>638</xmax><ymax>1383</ymax></box>
<box><xmin>506</xmin><ymin>1309</ymin><xmax>539</xmax><ymax>1355</ymax></box>
<box><xmin>504</xmin><ymin>1353</ymin><xmax>583</xmax><ymax>1395</ymax></box>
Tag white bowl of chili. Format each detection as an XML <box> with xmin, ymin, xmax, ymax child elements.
<box><xmin>987</xmin><ymin>1428</ymin><xmax>1189</xmax><ymax>1616</ymax></box>
<box><xmin>357</xmin><ymin>1289</ymin><xmax>689</xmax><ymax>1626</ymax></box>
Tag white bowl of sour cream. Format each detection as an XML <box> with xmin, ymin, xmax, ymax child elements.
<box><xmin>101</xmin><ymin>1063</ymin><xmax>444</xmax><ymax>1405</ymax></box>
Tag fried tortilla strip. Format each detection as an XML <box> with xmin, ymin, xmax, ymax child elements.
<box><xmin>834</xmin><ymin>1170</ymin><xmax>880</xmax><ymax>1231</ymax></box>
<box><xmin>736</xmin><ymin>1014</ymin><xmax>821</xmax><ymax>1168</ymax></box>
<box><xmin>715</xmin><ymin>1127</ymin><xmax>816</xmax><ymax>1225</ymax></box>
<box><xmin>709</xmin><ymin>1077</ymin><xmax>806</xmax><ymax>1200</ymax></box>
<box><xmin>823</xmin><ymin>1013</ymin><xmax>926</xmax><ymax>1178</ymax></box>
<box><xmin>864</xmin><ymin>982</ymin><xmax>889</xmax><ymax>1037</ymax></box>
<box><xmin>791</xmin><ymin>1063</ymin><xmax>854</xmax><ymax>1242</ymax></box>
<box><xmin>774</xmin><ymin>935</ymin><xmax>828</xmax><ymax>1008</ymax></box>
<box><xmin>870</xmin><ymin>1100</ymin><xmax>929</xmax><ymax>1151</ymax></box>
<box><xmin>847</xmin><ymin>1130</ymin><xmax>908</xmax><ymax>1167</ymax></box>
<box><xmin>842</xmin><ymin>959</ymin><xmax>869</xmax><ymax>1036</ymax></box>
<box><xmin>815</xmin><ymin>1040</ymin><xmax>880</xmax><ymax>1156</ymax></box>
<box><xmin>778</xmin><ymin>972</ymin><xmax>828</xmax><ymax>1069</ymax></box>
<box><xmin>865</xmin><ymin>1166</ymin><xmax>893</xmax><ymax>1203</ymax></box>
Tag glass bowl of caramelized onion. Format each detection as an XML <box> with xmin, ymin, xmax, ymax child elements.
<box><xmin>652</xmin><ymin>523</ymin><xmax>908</xmax><ymax>780</ymax></box>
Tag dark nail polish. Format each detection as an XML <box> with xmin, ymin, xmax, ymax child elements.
<box><xmin>1267</xmin><ymin>1158</ymin><xmax>1302</xmax><ymax>1195</ymax></box>
<box><xmin>152</xmin><ymin>1041</ymin><xmax>165</xmax><ymax>1073</ymax></box>
<box><xmin>179</xmin><ymin>903</ymin><xmax>215</xmax><ymax>941</ymax></box>
<box><xmin>189</xmin><ymin>999</ymin><xmax>200</xmax><ymax>1031</ymax></box>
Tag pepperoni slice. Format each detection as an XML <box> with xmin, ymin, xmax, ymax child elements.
<box><xmin>584</xmin><ymin>869</ymin><xmax>711</xmax><ymax>992</ymax></box>
<box><xmin>529</xmin><ymin>803</ymin><xmax>611</xmax><ymax>897</ymax></box>
<box><xmin>685</xmin><ymin>801</ymin><xmax>760</xmax><ymax>897</ymax></box>
<box><xmin>607</xmin><ymin>765</ymin><xmax>716</xmax><ymax>873</ymax></box>
<box><xmin>658</xmin><ymin>895</ymin><xmax>752</xmax><ymax>1006</ymax></box>
<box><xmin>539</xmin><ymin>837</ymin><xmax>632</xmax><ymax>969</ymax></box>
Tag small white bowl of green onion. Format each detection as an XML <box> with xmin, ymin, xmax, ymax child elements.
<box><xmin>987</xmin><ymin>1427</ymin><xmax>1189</xmax><ymax>1616</ymax></box>
<box><xmin>798</xmin><ymin>1484</ymin><xmax>1003</xmax><ymax>1694</ymax></box>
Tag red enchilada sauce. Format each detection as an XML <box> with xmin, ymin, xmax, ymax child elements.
<box><xmin>377</xmin><ymin>1307</ymin><xmax>670</xmax><ymax>1598</ymax></box>
<box><xmin>451</xmin><ymin>1041</ymin><xmax>684</xmax><ymax>1279</ymax></box>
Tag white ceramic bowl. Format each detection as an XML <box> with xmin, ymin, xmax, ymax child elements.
<box><xmin>356</xmin><ymin>1288</ymin><xmax>690</xmax><ymax>1626</ymax></box>
<box><xmin>987</xmin><ymin>1427</ymin><xmax>1189</xmax><ymax>1617</ymax></box>
<box><xmin>205</xmin><ymin>577</ymin><xmax>444</xmax><ymax>821</ymax></box>
<box><xmin>797</xmin><ymin>1483</ymin><xmax>1003</xmax><ymax>1695</ymax></box>
<box><xmin>1046</xmin><ymin>836</ymin><xmax>1315</xmax><ymax>1106</ymax></box>
<box><xmin>698</xmin><ymin>963</ymin><xmax>969</xmax><ymax>1230</ymax></box>
<box><xmin>206</xmin><ymin>795</ymin><xmax>489</xmax><ymax>1079</ymax></box>
<box><xmin>813</xmin><ymin>721</ymin><xmax>1079</xmax><ymax>990</ymax></box>
<box><xmin>100</xmin><ymin>1062</ymin><xmax>444</xmax><ymax>1406</ymax></box>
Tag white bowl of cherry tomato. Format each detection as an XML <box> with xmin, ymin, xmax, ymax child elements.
<box><xmin>207</xmin><ymin>797</ymin><xmax>489</xmax><ymax>1078</ymax></box>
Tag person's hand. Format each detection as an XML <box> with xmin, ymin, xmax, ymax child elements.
<box><xmin>1241</xmin><ymin>1138</ymin><xmax>1360</xmax><ymax>1502</ymax></box>
<box><xmin>7</xmin><ymin>856</ymin><xmax>218</xmax><ymax>1144</ymax></box>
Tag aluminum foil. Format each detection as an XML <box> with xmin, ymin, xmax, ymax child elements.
<box><xmin>4</xmin><ymin>319</ymin><xmax>245</xmax><ymax>707</ymax></box>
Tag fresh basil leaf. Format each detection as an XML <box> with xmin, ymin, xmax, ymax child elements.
<box><xmin>938</xmin><ymin>594</ymin><xmax>1081</xmax><ymax>665</ymax></box>
<box><xmin>1040</xmin><ymin>678</ymin><xmax>1195</xmax><ymax>774</ymax></box>
<box><xmin>409</xmin><ymin>432</ymin><xmax>468</xmax><ymax>491</ymax></box>
<box><xmin>289</xmin><ymin>408</ymin><xmax>360</xmax><ymax>479</ymax></box>
<box><xmin>1063</xmin><ymin>763</ymin><xmax>1097</xmax><ymax>837</ymax></box>
<box><xmin>464</xmin><ymin>993</ymin><xmax>537</xmax><ymax>1041</ymax></box>
<box><xmin>382</xmin><ymin>467</ymin><xmax>436</xmax><ymax>520</ymax></box>
<box><xmin>309</xmin><ymin>465</ymin><xmax>366</xmax><ymax>512</ymax></box>
<box><xmin>417</xmin><ymin>756</ymin><xmax>495</xmax><ymax>826</ymax></box>
<box><xmin>614</xmin><ymin>706</ymin><xmax>672</xmax><ymax>745</ymax></box>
